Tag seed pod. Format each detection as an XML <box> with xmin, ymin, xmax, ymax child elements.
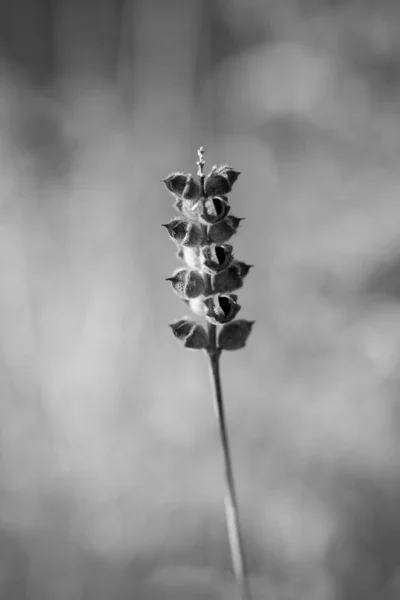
<box><xmin>212</xmin><ymin>263</ymin><xmax>244</xmax><ymax>293</ymax></box>
<box><xmin>169</xmin><ymin>318</ymin><xmax>208</xmax><ymax>350</ymax></box>
<box><xmin>211</xmin><ymin>260</ymin><xmax>253</xmax><ymax>292</ymax></box>
<box><xmin>198</xmin><ymin>196</ymin><xmax>230</xmax><ymax>225</ymax></box>
<box><xmin>162</xmin><ymin>219</ymin><xmax>202</xmax><ymax>247</ymax></box>
<box><xmin>166</xmin><ymin>269</ymin><xmax>205</xmax><ymax>299</ymax></box>
<box><xmin>234</xmin><ymin>260</ymin><xmax>254</xmax><ymax>279</ymax></box>
<box><xmin>218</xmin><ymin>319</ymin><xmax>255</xmax><ymax>350</ymax></box>
<box><xmin>208</xmin><ymin>215</ymin><xmax>244</xmax><ymax>243</ymax></box>
<box><xmin>203</xmin><ymin>293</ymin><xmax>241</xmax><ymax>325</ymax></box>
<box><xmin>200</xmin><ymin>244</ymin><xmax>234</xmax><ymax>274</ymax></box>
<box><xmin>162</xmin><ymin>173</ymin><xmax>201</xmax><ymax>200</ymax></box>
<box><xmin>204</xmin><ymin>165</ymin><xmax>240</xmax><ymax>196</ymax></box>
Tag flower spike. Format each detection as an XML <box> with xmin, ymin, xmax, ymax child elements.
<box><xmin>161</xmin><ymin>147</ymin><xmax>254</xmax><ymax>600</ymax></box>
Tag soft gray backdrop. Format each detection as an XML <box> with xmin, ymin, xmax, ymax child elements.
<box><xmin>0</xmin><ymin>0</ymin><xmax>400</xmax><ymax>598</ymax></box>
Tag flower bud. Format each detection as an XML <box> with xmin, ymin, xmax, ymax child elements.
<box><xmin>218</xmin><ymin>319</ymin><xmax>255</xmax><ymax>350</ymax></box>
<box><xmin>200</xmin><ymin>244</ymin><xmax>234</xmax><ymax>274</ymax></box>
<box><xmin>208</xmin><ymin>215</ymin><xmax>244</xmax><ymax>243</ymax></box>
<box><xmin>162</xmin><ymin>173</ymin><xmax>201</xmax><ymax>200</ymax></box>
<box><xmin>169</xmin><ymin>318</ymin><xmax>208</xmax><ymax>350</ymax></box>
<box><xmin>166</xmin><ymin>269</ymin><xmax>205</xmax><ymax>299</ymax></box>
<box><xmin>204</xmin><ymin>165</ymin><xmax>240</xmax><ymax>196</ymax></box>
<box><xmin>162</xmin><ymin>219</ymin><xmax>202</xmax><ymax>247</ymax></box>
<box><xmin>198</xmin><ymin>196</ymin><xmax>230</xmax><ymax>224</ymax></box>
<box><xmin>203</xmin><ymin>293</ymin><xmax>241</xmax><ymax>325</ymax></box>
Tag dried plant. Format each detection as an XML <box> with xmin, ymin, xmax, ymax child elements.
<box><xmin>162</xmin><ymin>147</ymin><xmax>254</xmax><ymax>600</ymax></box>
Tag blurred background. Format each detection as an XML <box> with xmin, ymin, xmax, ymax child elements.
<box><xmin>1</xmin><ymin>0</ymin><xmax>400</xmax><ymax>598</ymax></box>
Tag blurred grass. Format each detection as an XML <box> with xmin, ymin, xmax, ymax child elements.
<box><xmin>0</xmin><ymin>0</ymin><xmax>400</xmax><ymax>598</ymax></box>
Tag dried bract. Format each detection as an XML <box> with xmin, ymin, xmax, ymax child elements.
<box><xmin>166</xmin><ymin>269</ymin><xmax>205</xmax><ymax>299</ymax></box>
<box><xmin>203</xmin><ymin>293</ymin><xmax>241</xmax><ymax>325</ymax></box>
<box><xmin>204</xmin><ymin>165</ymin><xmax>240</xmax><ymax>197</ymax></box>
<box><xmin>198</xmin><ymin>196</ymin><xmax>230</xmax><ymax>225</ymax></box>
<box><xmin>170</xmin><ymin>318</ymin><xmax>208</xmax><ymax>350</ymax></box>
<box><xmin>200</xmin><ymin>244</ymin><xmax>234</xmax><ymax>274</ymax></box>
<box><xmin>218</xmin><ymin>319</ymin><xmax>255</xmax><ymax>350</ymax></box>
<box><xmin>162</xmin><ymin>172</ymin><xmax>201</xmax><ymax>200</ymax></box>
<box><xmin>162</xmin><ymin>219</ymin><xmax>202</xmax><ymax>247</ymax></box>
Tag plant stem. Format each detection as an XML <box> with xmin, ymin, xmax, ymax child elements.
<box><xmin>197</xmin><ymin>147</ymin><xmax>251</xmax><ymax>598</ymax></box>
<box><xmin>206</xmin><ymin>331</ymin><xmax>252</xmax><ymax>600</ymax></box>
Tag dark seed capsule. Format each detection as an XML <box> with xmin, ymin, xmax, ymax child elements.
<box><xmin>208</xmin><ymin>215</ymin><xmax>244</xmax><ymax>243</ymax></box>
<box><xmin>203</xmin><ymin>293</ymin><xmax>241</xmax><ymax>325</ymax></box>
<box><xmin>198</xmin><ymin>196</ymin><xmax>230</xmax><ymax>224</ymax></box>
<box><xmin>234</xmin><ymin>260</ymin><xmax>254</xmax><ymax>279</ymax></box>
<box><xmin>218</xmin><ymin>319</ymin><xmax>255</xmax><ymax>350</ymax></box>
<box><xmin>170</xmin><ymin>318</ymin><xmax>194</xmax><ymax>340</ymax></box>
<box><xmin>162</xmin><ymin>173</ymin><xmax>200</xmax><ymax>200</ymax></box>
<box><xmin>200</xmin><ymin>244</ymin><xmax>234</xmax><ymax>274</ymax></box>
<box><xmin>166</xmin><ymin>269</ymin><xmax>205</xmax><ymax>299</ymax></box>
<box><xmin>212</xmin><ymin>264</ymin><xmax>244</xmax><ymax>293</ymax></box>
<box><xmin>204</xmin><ymin>165</ymin><xmax>240</xmax><ymax>196</ymax></box>
<box><xmin>184</xmin><ymin>324</ymin><xmax>208</xmax><ymax>349</ymax></box>
<box><xmin>162</xmin><ymin>219</ymin><xmax>202</xmax><ymax>247</ymax></box>
<box><xmin>169</xmin><ymin>318</ymin><xmax>208</xmax><ymax>350</ymax></box>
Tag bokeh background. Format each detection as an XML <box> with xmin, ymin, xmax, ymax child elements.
<box><xmin>1</xmin><ymin>0</ymin><xmax>400</xmax><ymax>598</ymax></box>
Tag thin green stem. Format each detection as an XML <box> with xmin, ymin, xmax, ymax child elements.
<box><xmin>206</xmin><ymin>347</ymin><xmax>251</xmax><ymax>600</ymax></box>
<box><xmin>197</xmin><ymin>147</ymin><xmax>251</xmax><ymax>599</ymax></box>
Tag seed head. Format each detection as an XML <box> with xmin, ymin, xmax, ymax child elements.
<box><xmin>166</xmin><ymin>268</ymin><xmax>205</xmax><ymax>299</ymax></box>
<box><xmin>162</xmin><ymin>148</ymin><xmax>253</xmax><ymax>353</ymax></box>
<box><xmin>218</xmin><ymin>319</ymin><xmax>255</xmax><ymax>350</ymax></box>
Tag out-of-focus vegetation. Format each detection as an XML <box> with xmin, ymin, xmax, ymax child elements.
<box><xmin>1</xmin><ymin>0</ymin><xmax>400</xmax><ymax>598</ymax></box>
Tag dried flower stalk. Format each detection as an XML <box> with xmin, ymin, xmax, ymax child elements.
<box><xmin>162</xmin><ymin>147</ymin><xmax>254</xmax><ymax>600</ymax></box>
